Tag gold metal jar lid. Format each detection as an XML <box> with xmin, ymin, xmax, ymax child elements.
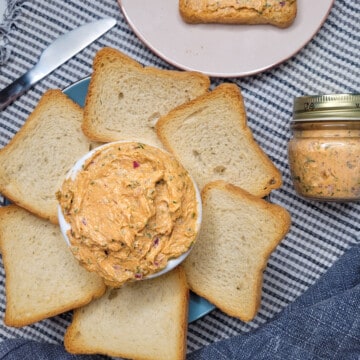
<box><xmin>293</xmin><ymin>93</ymin><xmax>360</xmax><ymax>122</ymax></box>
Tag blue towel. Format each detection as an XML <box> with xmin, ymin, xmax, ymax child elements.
<box><xmin>0</xmin><ymin>242</ymin><xmax>359</xmax><ymax>360</ymax></box>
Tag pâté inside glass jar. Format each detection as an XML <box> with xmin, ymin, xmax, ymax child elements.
<box><xmin>288</xmin><ymin>93</ymin><xmax>360</xmax><ymax>202</ymax></box>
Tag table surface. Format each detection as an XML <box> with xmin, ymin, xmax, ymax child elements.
<box><xmin>0</xmin><ymin>0</ymin><xmax>359</xmax><ymax>357</ymax></box>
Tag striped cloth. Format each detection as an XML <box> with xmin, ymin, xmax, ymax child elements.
<box><xmin>0</xmin><ymin>0</ymin><xmax>359</xmax><ymax>357</ymax></box>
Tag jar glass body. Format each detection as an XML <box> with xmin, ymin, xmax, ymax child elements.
<box><xmin>288</xmin><ymin>120</ymin><xmax>360</xmax><ymax>201</ymax></box>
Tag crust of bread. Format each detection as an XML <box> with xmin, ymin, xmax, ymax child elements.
<box><xmin>179</xmin><ymin>0</ymin><xmax>297</xmax><ymax>28</ymax></box>
<box><xmin>82</xmin><ymin>47</ymin><xmax>210</xmax><ymax>147</ymax></box>
<box><xmin>0</xmin><ymin>89</ymin><xmax>92</xmax><ymax>224</ymax></box>
<box><xmin>156</xmin><ymin>83</ymin><xmax>282</xmax><ymax>197</ymax></box>
<box><xmin>183</xmin><ymin>180</ymin><xmax>291</xmax><ymax>321</ymax></box>
<box><xmin>64</xmin><ymin>266</ymin><xmax>189</xmax><ymax>360</ymax></box>
<box><xmin>0</xmin><ymin>205</ymin><xmax>106</xmax><ymax>327</ymax></box>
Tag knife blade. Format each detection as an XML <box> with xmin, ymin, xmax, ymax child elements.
<box><xmin>0</xmin><ymin>17</ymin><xmax>116</xmax><ymax>111</ymax></box>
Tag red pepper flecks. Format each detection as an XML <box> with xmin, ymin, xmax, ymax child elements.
<box><xmin>133</xmin><ymin>160</ymin><xmax>140</xmax><ymax>168</ymax></box>
<box><xmin>153</xmin><ymin>237</ymin><xmax>160</xmax><ymax>247</ymax></box>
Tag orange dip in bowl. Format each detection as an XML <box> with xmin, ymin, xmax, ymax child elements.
<box><xmin>57</xmin><ymin>141</ymin><xmax>201</xmax><ymax>287</ymax></box>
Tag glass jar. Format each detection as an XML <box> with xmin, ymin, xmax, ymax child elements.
<box><xmin>288</xmin><ymin>94</ymin><xmax>360</xmax><ymax>202</ymax></box>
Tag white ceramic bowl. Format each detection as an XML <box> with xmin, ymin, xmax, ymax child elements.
<box><xmin>58</xmin><ymin>141</ymin><xmax>202</xmax><ymax>282</ymax></box>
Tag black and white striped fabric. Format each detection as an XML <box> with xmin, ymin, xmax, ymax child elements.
<box><xmin>0</xmin><ymin>0</ymin><xmax>359</xmax><ymax>356</ymax></box>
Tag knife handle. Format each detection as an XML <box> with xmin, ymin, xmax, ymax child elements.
<box><xmin>0</xmin><ymin>69</ymin><xmax>40</xmax><ymax>111</ymax></box>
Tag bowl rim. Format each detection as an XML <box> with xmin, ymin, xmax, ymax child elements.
<box><xmin>57</xmin><ymin>140</ymin><xmax>202</xmax><ymax>282</ymax></box>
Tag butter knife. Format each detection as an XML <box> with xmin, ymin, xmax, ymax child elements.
<box><xmin>0</xmin><ymin>17</ymin><xmax>116</xmax><ymax>111</ymax></box>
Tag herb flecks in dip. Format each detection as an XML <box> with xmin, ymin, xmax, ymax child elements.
<box><xmin>288</xmin><ymin>128</ymin><xmax>360</xmax><ymax>201</ymax></box>
<box><xmin>57</xmin><ymin>142</ymin><xmax>199</xmax><ymax>287</ymax></box>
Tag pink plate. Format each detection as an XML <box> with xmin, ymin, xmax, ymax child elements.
<box><xmin>118</xmin><ymin>0</ymin><xmax>334</xmax><ymax>78</ymax></box>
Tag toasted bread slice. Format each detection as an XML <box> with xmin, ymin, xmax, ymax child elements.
<box><xmin>0</xmin><ymin>90</ymin><xmax>92</xmax><ymax>224</ymax></box>
<box><xmin>183</xmin><ymin>181</ymin><xmax>291</xmax><ymax>321</ymax></box>
<box><xmin>156</xmin><ymin>83</ymin><xmax>282</xmax><ymax>197</ymax></box>
<box><xmin>0</xmin><ymin>205</ymin><xmax>106</xmax><ymax>327</ymax></box>
<box><xmin>179</xmin><ymin>0</ymin><xmax>297</xmax><ymax>28</ymax></box>
<box><xmin>64</xmin><ymin>267</ymin><xmax>188</xmax><ymax>360</ymax></box>
<box><xmin>82</xmin><ymin>47</ymin><xmax>210</xmax><ymax>147</ymax></box>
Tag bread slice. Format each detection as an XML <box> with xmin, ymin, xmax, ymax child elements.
<box><xmin>64</xmin><ymin>267</ymin><xmax>188</xmax><ymax>360</ymax></box>
<box><xmin>0</xmin><ymin>205</ymin><xmax>106</xmax><ymax>327</ymax></box>
<box><xmin>179</xmin><ymin>0</ymin><xmax>297</xmax><ymax>28</ymax></box>
<box><xmin>0</xmin><ymin>89</ymin><xmax>92</xmax><ymax>224</ymax></box>
<box><xmin>156</xmin><ymin>83</ymin><xmax>282</xmax><ymax>197</ymax></box>
<box><xmin>82</xmin><ymin>47</ymin><xmax>210</xmax><ymax>147</ymax></box>
<box><xmin>183</xmin><ymin>181</ymin><xmax>291</xmax><ymax>321</ymax></box>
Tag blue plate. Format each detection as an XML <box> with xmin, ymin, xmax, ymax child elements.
<box><xmin>63</xmin><ymin>77</ymin><xmax>215</xmax><ymax>323</ymax></box>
